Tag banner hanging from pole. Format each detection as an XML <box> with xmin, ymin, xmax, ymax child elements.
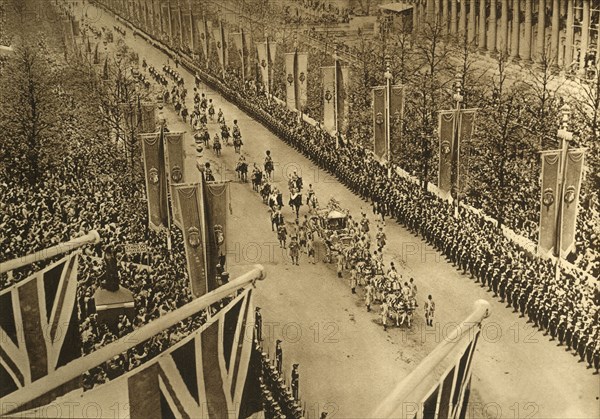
<box><xmin>457</xmin><ymin>109</ymin><xmax>477</xmax><ymax>193</ymax></box>
<box><xmin>559</xmin><ymin>149</ymin><xmax>585</xmax><ymax>255</ymax></box>
<box><xmin>296</xmin><ymin>52</ymin><xmax>308</xmax><ymax>109</ymax></box>
<box><xmin>164</xmin><ymin>132</ymin><xmax>186</xmax><ymax>229</ymax></box>
<box><xmin>372</xmin><ymin>86</ymin><xmax>386</xmax><ymax>160</ymax></box>
<box><xmin>538</xmin><ymin>151</ymin><xmax>561</xmax><ymax>256</ymax></box>
<box><xmin>322</xmin><ymin>66</ymin><xmax>336</xmax><ymax>134</ymax></box>
<box><xmin>257</xmin><ymin>41</ymin><xmax>269</xmax><ymax>96</ymax></box>
<box><xmin>203</xmin><ymin>181</ymin><xmax>231</xmax><ymax>292</ymax></box>
<box><xmin>285</xmin><ymin>52</ymin><xmax>297</xmax><ymax>110</ymax></box>
<box><xmin>176</xmin><ymin>182</ymin><xmax>209</xmax><ymax>298</ymax></box>
<box><xmin>438</xmin><ymin>110</ymin><xmax>455</xmax><ymax>197</ymax></box>
<box><xmin>140</xmin><ymin>131</ymin><xmax>169</xmax><ymax>231</ymax></box>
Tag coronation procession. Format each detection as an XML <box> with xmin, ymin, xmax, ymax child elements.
<box><xmin>0</xmin><ymin>0</ymin><xmax>599</xmax><ymax>418</ymax></box>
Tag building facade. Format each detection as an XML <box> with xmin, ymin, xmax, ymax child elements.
<box><xmin>404</xmin><ymin>0</ymin><xmax>599</xmax><ymax>72</ymax></box>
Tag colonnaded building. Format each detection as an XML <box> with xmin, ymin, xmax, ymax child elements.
<box><xmin>380</xmin><ymin>0</ymin><xmax>599</xmax><ymax>73</ymax></box>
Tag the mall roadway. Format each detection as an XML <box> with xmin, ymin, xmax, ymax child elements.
<box><xmin>75</xmin><ymin>3</ymin><xmax>599</xmax><ymax>418</ymax></box>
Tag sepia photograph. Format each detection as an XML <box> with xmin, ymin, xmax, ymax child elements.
<box><xmin>0</xmin><ymin>0</ymin><xmax>598</xmax><ymax>418</ymax></box>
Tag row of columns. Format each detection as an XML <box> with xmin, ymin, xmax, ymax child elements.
<box><xmin>411</xmin><ymin>0</ymin><xmax>599</xmax><ymax>71</ymax></box>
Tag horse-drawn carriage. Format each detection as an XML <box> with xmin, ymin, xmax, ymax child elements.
<box><xmin>315</xmin><ymin>199</ymin><xmax>352</xmax><ymax>263</ymax></box>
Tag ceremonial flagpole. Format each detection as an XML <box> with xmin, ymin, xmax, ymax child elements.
<box><xmin>453</xmin><ymin>74</ymin><xmax>464</xmax><ymax>218</ymax></box>
<box><xmin>158</xmin><ymin>109</ymin><xmax>172</xmax><ymax>252</ymax></box>
<box><xmin>333</xmin><ymin>46</ymin><xmax>339</xmax><ymax>148</ymax></box>
<box><xmin>384</xmin><ymin>58</ymin><xmax>392</xmax><ymax>178</ymax></box>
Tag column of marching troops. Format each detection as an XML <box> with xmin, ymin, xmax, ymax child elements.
<box><xmin>95</xmin><ymin>0</ymin><xmax>599</xmax><ymax>374</ymax></box>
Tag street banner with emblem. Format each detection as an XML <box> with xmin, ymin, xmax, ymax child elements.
<box><xmin>297</xmin><ymin>52</ymin><xmax>308</xmax><ymax>109</ymax></box>
<box><xmin>0</xmin><ymin>253</ymin><xmax>81</xmax><ymax>398</ymax></box>
<box><xmin>231</xmin><ymin>30</ymin><xmax>249</xmax><ymax>80</ymax></box>
<box><xmin>372</xmin><ymin>86</ymin><xmax>386</xmax><ymax>159</ymax></box>
<box><xmin>169</xmin><ymin>4</ymin><xmax>180</xmax><ymax>44</ymax></box>
<box><xmin>438</xmin><ymin>110</ymin><xmax>455</xmax><ymax>196</ymax></box>
<box><xmin>180</xmin><ymin>8</ymin><xmax>190</xmax><ymax>47</ymax></box>
<box><xmin>176</xmin><ymin>182</ymin><xmax>209</xmax><ymax>298</ymax></box>
<box><xmin>199</xmin><ymin>18</ymin><xmax>210</xmax><ymax>63</ymax></box>
<box><xmin>538</xmin><ymin>151</ymin><xmax>561</xmax><ymax>256</ymax></box>
<box><xmin>559</xmin><ymin>149</ymin><xmax>585</xmax><ymax>255</ymax></box>
<box><xmin>203</xmin><ymin>181</ymin><xmax>231</xmax><ymax>292</ymax></box>
<box><xmin>285</xmin><ymin>52</ymin><xmax>297</xmax><ymax>110</ymax></box>
<box><xmin>457</xmin><ymin>109</ymin><xmax>477</xmax><ymax>193</ymax></box>
<box><xmin>268</xmin><ymin>39</ymin><xmax>277</xmax><ymax>71</ymax></box>
<box><xmin>335</xmin><ymin>61</ymin><xmax>349</xmax><ymax>134</ymax></box>
<box><xmin>189</xmin><ymin>8</ymin><xmax>198</xmax><ymax>52</ymax></box>
<box><xmin>140</xmin><ymin>131</ymin><xmax>169</xmax><ymax>231</ymax></box>
<box><xmin>139</xmin><ymin>102</ymin><xmax>156</xmax><ymax>133</ymax></box>
<box><xmin>373</xmin><ymin>301</ymin><xmax>489</xmax><ymax>419</ymax></box>
<box><xmin>213</xmin><ymin>21</ymin><xmax>228</xmax><ymax>73</ymax></box>
<box><xmin>164</xmin><ymin>132</ymin><xmax>186</xmax><ymax>229</ymax></box>
<box><xmin>322</xmin><ymin>66</ymin><xmax>336</xmax><ymax>133</ymax></box>
<box><xmin>257</xmin><ymin>41</ymin><xmax>270</xmax><ymax>95</ymax></box>
<box><xmin>389</xmin><ymin>85</ymin><xmax>404</xmax><ymax>155</ymax></box>
<box><xmin>160</xmin><ymin>3</ymin><xmax>169</xmax><ymax>37</ymax></box>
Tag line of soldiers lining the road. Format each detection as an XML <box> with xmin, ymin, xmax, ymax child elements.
<box><xmin>146</xmin><ymin>49</ymin><xmax>598</xmax><ymax>373</ymax></box>
<box><xmin>254</xmin><ymin>307</ymin><xmax>305</xmax><ymax>419</ymax></box>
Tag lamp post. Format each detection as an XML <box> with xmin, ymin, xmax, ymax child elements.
<box><xmin>554</xmin><ymin>104</ymin><xmax>573</xmax><ymax>268</ymax></box>
<box><xmin>384</xmin><ymin>58</ymin><xmax>393</xmax><ymax>178</ymax></box>
<box><xmin>452</xmin><ymin>73</ymin><xmax>464</xmax><ymax>217</ymax></box>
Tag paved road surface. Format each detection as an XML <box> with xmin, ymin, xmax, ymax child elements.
<box><xmin>75</xmin><ymin>3</ymin><xmax>600</xmax><ymax>418</ymax></box>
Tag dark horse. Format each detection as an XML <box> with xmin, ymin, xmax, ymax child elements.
<box><xmin>289</xmin><ymin>192</ymin><xmax>303</xmax><ymax>219</ymax></box>
<box><xmin>236</xmin><ymin>161</ymin><xmax>248</xmax><ymax>182</ymax></box>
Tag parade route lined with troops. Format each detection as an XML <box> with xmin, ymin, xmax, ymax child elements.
<box><xmin>65</xmin><ymin>3</ymin><xmax>600</xmax><ymax>417</ymax></box>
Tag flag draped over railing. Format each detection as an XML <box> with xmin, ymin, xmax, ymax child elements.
<box><xmin>0</xmin><ymin>253</ymin><xmax>81</xmax><ymax>398</ymax></box>
<box><xmin>3</xmin><ymin>267</ymin><xmax>266</xmax><ymax>417</ymax></box>
<box><xmin>372</xmin><ymin>300</ymin><xmax>490</xmax><ymax>419</ymax></box>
